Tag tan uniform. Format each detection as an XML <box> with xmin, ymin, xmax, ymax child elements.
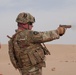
<box><xmin>8</xmin><ymin>29</ymin><xmax>60</xmax><ymax>75</ymax></box>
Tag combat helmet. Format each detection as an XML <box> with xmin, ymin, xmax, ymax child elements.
<box><xmin>16</xmin><ymin>12</ymin><xmax>35</xmax><ymax>23</ymax></box>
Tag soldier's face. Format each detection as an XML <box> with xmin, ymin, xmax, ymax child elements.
<box><xmin>18</xmin><ymin>22</ymin><xmax>33</xmax><ymax>30</ymax></box>
<box><xmin>22</xmin><ymin>23</ymin><xmax>33</xmax><ymax>30</ymax></box>
<box><xmin>28</xmin><ymin>25</ymin><xmax>33</xmax><ymax>30</ymax></box>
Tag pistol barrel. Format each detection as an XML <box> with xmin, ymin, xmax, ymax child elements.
<box><xmin>59</xmin><ymin>25</ymin><xmax>72</xmax><ymax>28</ymax></box>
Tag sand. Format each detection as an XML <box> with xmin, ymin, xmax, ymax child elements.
<box><xmin>0</xmin><ymin>44</ymin><xmax>76</xmax><ymax>75</ymax></box>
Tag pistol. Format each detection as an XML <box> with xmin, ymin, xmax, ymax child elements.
<box><xmin>59</xmin><ymin>25</ymin><xmax>72</xmax><ymax>28</ymax></box>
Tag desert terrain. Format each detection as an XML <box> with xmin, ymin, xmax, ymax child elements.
<box><xmin>0</xmin><ymin>44</ymin><xmax>76</xmax><ymax>75</ymax></box>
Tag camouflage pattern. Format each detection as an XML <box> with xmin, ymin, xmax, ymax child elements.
<box><xmin>8</xmin><ymin>29</ymin><xmax>60</xmax><ymax>75</ymax></box>
<box><xmin>8</xmin><ymin>39</ymin><xmax>18</xmax><ymax>69</ymax></box>
<box><xmin>16</xmin><ymin>12</ymin><xmax>35</xmax><ymax>23</ymax></box>
<box><xmin>19</xmin><ymin>67</ymin><xmax>42</xmax><ymax>75</ymax></box>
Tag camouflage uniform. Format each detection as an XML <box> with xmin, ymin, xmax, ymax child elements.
<box><xmin>8</xmin><ymin>12</ymin><xmax>60</xmax><ymax>75</ymax></box>
<box><xmin>8</xmin><ymin>29</ymin><xmax>60</xmax><ymax>75</ymax></box>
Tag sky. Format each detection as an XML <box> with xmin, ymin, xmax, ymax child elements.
<box><xmin>0</xmin><ymin>0</ymin><xmax>76</xmax><ymax>44</ymax></box>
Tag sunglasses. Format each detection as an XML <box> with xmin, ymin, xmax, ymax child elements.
<box><xmin>28</xmin><ymin>22</ymin><xmax>33</xmax><ymax>25</ymax></box>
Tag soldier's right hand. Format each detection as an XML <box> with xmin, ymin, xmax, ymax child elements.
<box><xmin>57</xmin><ymin>26</ymin><xmax>66</xmax><ymax>36</ymax></box>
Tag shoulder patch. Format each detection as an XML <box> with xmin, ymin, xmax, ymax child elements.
<box><xmin>33</xmin><ymin>31</ymin><xmax>39</xmax><ymax>35</ymax></box>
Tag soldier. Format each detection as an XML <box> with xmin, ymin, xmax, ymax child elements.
<box><xmin>8</xmin><ymin>12</ymin><xmax>66</xmax><ymax>75</ymax></box>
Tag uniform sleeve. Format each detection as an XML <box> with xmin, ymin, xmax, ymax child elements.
<box><xmin>31</xmin><ymin>30</ymin><xmax>60</xmax><ymax>43</ymax></box>
<box><xmin>8</xmin><ymin>39</ymin><xmax>18</xmax><ymax>69</ymax></box>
